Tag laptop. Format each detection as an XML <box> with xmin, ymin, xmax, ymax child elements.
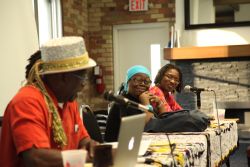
<box><xmin>113</xmin><ymin>113</ymin><xmax>146</xmax><ymax>167</ymax></box>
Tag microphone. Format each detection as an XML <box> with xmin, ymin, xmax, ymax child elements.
<box><xmin>104</xmin><ymin>90</ymin><xmax>153</xmax><ymax>113</ymax></box>
<box><xmin>184</xmin><ymin>85</ymin><xmax>213</xmax><ymax>93</ymax></box>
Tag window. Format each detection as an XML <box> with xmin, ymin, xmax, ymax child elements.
<box><xmin>33</xmin><ymin>0</ymin><xmax>62</xmax><ymax>45</ymax></box>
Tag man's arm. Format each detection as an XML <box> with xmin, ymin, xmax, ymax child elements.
<box><xmin>21</xmin><ymin>147</ymin><xmax>63</xmax><ymax>167</ymax></box>
<box><xmin>21</xmin><ymin>138</ymin><xmax>94</xmax><ymax>167</ymax></box>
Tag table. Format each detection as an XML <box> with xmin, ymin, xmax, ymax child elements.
<box><xmin>137</xmin><ymin>119</ymin><xmax>238</xmax><ymax>167</ymax></box>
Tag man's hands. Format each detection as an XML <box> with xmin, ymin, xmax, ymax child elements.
<box><xmin>79</xmin><ymin>137</ymin><xmax>99</xmax><ymax>162</ymax></box>
<box><xmin>20</xmin><ymin>138</ymin><xmax>99</xmax><ymax>167</ymax></box>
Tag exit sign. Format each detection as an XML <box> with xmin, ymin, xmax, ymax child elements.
<box><xmin>129</xmin><ymin>0</ymin><xmax>148</xmax><ymax>11</ymax></box>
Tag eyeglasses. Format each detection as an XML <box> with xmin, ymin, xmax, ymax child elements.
<box><xmin>164</xmin><ymin>74</ymin><xmax>180</xmax><ymax>84</ymax></box>
<box><xmin>71</xmin><ymin>73</ymin><xmax>88</xmax><ymax>84</ymax></box>
<box><xmin>132</xmin><ymin>78</ymin><xmax>152</xmax><ymax>86</ymax></box>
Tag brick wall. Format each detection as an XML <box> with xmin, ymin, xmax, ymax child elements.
<box><xmin>61</xmin><ymin>0</ymin><xmax>99</xmax><ymax>108</ymax></box>
<box><xmin>62</xmin><ymin>0</ymin><xmax>175</xmax><ymax>110</ymax></box>
<box><xmin>62</xmin><ymin>0</ymin><xmax>88</xmax><ymax>36</ymax></box>
<box><xmin>175</xmin><ymin>58</ymin><xmax>250</xmax><ymax>115</ymax></box>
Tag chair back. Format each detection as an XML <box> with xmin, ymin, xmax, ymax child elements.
<box><xmin>81</xmin><ymin>105</ymin><xmax>104</xmax><ymax>143</ymax></box>
<box><xmin>117</xmin><ymin>82</ymin><xmax>126</xmax><ymax>95</ymax></box>
<box><xmin>93</xmin><ymin>109</ymin><xmax>108</xmax><ymax>138</ymax></box>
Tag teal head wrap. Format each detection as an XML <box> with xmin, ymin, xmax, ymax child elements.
<box><xmin>124</xmin><ymin>65</ymin><xmax>151</xmax><ymax>92</ymax></box>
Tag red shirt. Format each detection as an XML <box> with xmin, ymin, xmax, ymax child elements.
<box><xmin>0</xmin><ymin>85</ymin><xmax>89</xmax><ymax>167</ymax></box>
<box><xmin>149</xmin><ymin>86</ymin><xmax>183</xmax><ymax>113</ymax></box>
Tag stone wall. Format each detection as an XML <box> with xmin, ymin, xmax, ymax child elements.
<box><xmin>175</xmin><ymin>57</ymin><xmax>250</xmax><ymax>115</ymax></box>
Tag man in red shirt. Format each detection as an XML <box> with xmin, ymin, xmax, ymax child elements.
<box><xmin>0</xmin><ymin>36</ymin><xmax>96</xmax><ymax>167</ymax></box>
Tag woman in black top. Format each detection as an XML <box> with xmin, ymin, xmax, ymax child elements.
<box><xmin>104</xmin><ymin>65</ymin><xmax>164</xmax><ymax>142</ymax></box>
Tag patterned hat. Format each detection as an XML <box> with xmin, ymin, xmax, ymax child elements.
<box><xmin>40</xmin><ymin>36</ymin><xmax>96</xmax><ymax>74</ymax></box>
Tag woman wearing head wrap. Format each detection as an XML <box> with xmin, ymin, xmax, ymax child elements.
<box><xmin>149</xmin><ymin>64</ymin><xmax>183</xmax><ymax>114</ymax></box>
<box><xmin>104</xmin><ymin>65</ymin><xmax>164</xmax><ymax>142</ymax></box>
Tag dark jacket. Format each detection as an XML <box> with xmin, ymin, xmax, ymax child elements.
<box><xmin>104</xmin><ymin>93</ymin><xmax>143</xmax><ymax>142</ymax></box>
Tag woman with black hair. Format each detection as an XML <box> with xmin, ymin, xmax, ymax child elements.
<box><xmin>149</xmin><ymin>64</ymin><xmax>183</xmax><ymax>113</ymax></box>
<box><xmin>104</xmin><ymin>65</ymin><xmax>164</xmax><ymax>142</ymax></box>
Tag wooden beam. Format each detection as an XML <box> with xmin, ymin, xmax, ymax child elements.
<box><xmin>164</xmin><ymin>44</ymin><xmax>250</xmax><ymax>60</ymax></box>
<box><xmin>214</xmin><ymin>0</ymin><xmax>250</xmax><ymax>5</ymax></box>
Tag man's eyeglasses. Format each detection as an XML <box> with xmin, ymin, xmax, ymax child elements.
<box><xmin>164</xmin><ymin>74</ymin><xmax>180</xmax><ymax>84</ymax></box>
<box><xmin>71</xmin><ymin>73</ymin><xmax>88</xmax><ymax>84</ymax></box>
<box><xmin>132</xmin><ymin>78</ymin><xmax>152</xmax><ymax>86</ymax></box>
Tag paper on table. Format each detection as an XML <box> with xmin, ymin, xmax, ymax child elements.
<box><xmin>61</xmin><ymin>150</ymin><xmax>87</xmax><ymax>167</ymax></box>
<box><xmin>138</xmin><ymin>139</ymin><xmax>151</xmax><ymax>156</ymax></box>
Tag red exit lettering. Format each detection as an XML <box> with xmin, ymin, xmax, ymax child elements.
<box><xmin>130</xmin><ymin>0</ymin><xmax>147</xmax><ymax>11</ymax></box>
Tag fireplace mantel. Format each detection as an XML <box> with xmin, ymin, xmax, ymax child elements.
<box><xmin>164</xmin><ymin>44</ymin><xmax>250</xmax><ymax>60</ymax></box>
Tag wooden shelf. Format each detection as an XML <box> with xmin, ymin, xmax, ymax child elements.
<box><xmin>164</xmin><ymin>44</ymin><xmax>250</xmax><ymax>60</ymax></box>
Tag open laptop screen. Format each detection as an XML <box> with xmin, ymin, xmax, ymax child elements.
<box><xmin>113</xmin><ymin>113</ymin><xmax>146</xmax><ymax>167</ymax></box>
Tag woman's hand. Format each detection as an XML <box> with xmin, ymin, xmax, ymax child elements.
<box><xmin>138</xmin><ymin>91</ymin><xmax>155</xmax><ymax>122</ymax></box>
<box><xmin>149</xmin><ymin>95</ymin><xmax>165</xmax><ymax>114</ymax></box>
<box><xmin>138</xmin><ymin>91</ymin><xmax>152</xmax><ymax>105</ymax></box>
<box><xmin>149</xmin><ymin>95</ymin><xmax>162</xmax><ymax>106</ymax></box>
<box><xmin>139</xmin><ymin>91</ymin><xmax>163</xmax><ymax>107</ymax></box>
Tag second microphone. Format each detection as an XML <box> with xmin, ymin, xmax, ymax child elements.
<box><xmin>104</xmin><ymin>90</ymin><xmax>153</xmax><ymax>112</ymax></box>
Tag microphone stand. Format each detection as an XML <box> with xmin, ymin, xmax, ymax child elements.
<box><xmin>195</xmin><ymin>90</ymin><xmax>201</xmax><ymax>110</ymax></box>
